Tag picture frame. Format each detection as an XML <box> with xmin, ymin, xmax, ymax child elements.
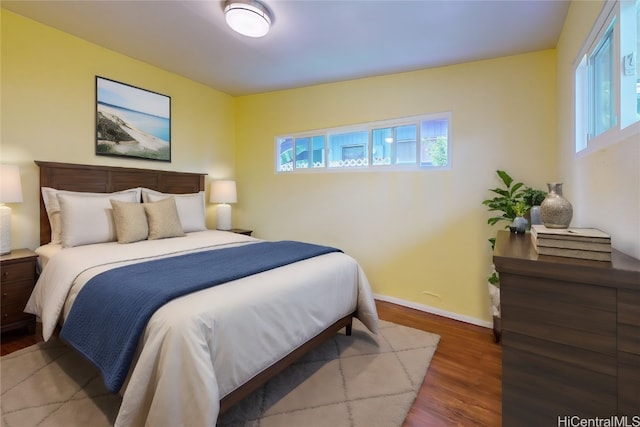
<box><xmin>95</xmin><ymin>76</ymin><xmax>171</xmax><ymax>162</ymax></box>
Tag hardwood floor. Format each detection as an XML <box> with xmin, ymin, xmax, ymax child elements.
<box><xmin>0</xmin><ymin>324</ymin><xmax>43</xmax><ymax>356</ymax></box>
<box><xmin>376</xmin><ymin>300</ymin><xmax>502</xmax><ymax>427</ymax></box>
<box><xmin>0</xmin><ymin>300</ymin><xmax>501</xmax><ymax>426</ymax></box>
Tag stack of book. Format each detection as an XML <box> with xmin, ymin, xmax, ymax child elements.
<box><xmin>530</xmin><ymin>224</ymin><xmax>612</xmax><ymax>261</ymax></box>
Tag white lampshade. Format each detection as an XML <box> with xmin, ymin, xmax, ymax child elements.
<box><xmin>210</xmin><ymin>180</ymin><xmax>237</xmax><ymax>230</ymax></box>
<box><xmin>0</xmin><ymin>164</ymin><xmax>23</xmax><ymax>255</ymax></box>
<box><xmin>0</xmin><ymin>165</ymin><xmax>23</xmax><ymax>203</ymax></box>
<box><xmin>210</xmin><ymin>180</ymin><xmax>237</xmax><ymax>204</ymax></box>
<box><xmin>224</xmin><ymin>0</ymin><xmax>272</xmax><ymax>38</ymax></box>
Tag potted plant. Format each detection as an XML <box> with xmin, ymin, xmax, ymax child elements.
<box><xmin>482</xmin><ymin>170</ymin><xmax>546</xmax><ymax>342</ymax></box>
<box><xmin>522</xmin><ymin>187</ymin><xmax>547</xmax><ymax>225</ymax></box>
<box><xmin>483</xmin><ymin>171</ymin><xmax>548</xmax><ymax>343</ymax></box>
<box><xmin>511</xmin><ymin>201</ymin><xmax>528</xmax><ymax>234</ymax></box>
<box><xmin>482</xmin><ymin>170</ymin><xmax>526</xmax><ymax>245</ymax></box>
<box><xmin>487</xmin><ymin>263</ymin><xmax>501</xmax><ymax>342</ymax></box>
<box><xmin>482</xmin><ymin>170</ymin><xmax>526</xmax><ymax>343</ymax></box>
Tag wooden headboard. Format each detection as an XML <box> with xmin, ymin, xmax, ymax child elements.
<box><xmin>36</xmin><ymin>161</ymin><xmax>206</xmax><ymax>246</ymax></box>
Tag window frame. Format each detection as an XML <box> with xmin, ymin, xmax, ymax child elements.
<box><xmin>589</xmin><ymin>20</ymin><xmax>616</xmax><ymax>137</ymax></box>
<box><xmin>573</xmin><ymin>0</ymin><xmax>640</xmax><ymax>157</ymax></box>
<box><xmin>274</xmin><ymin>112</ymin><xmax>452</xmax><ymax>174</ymax></box>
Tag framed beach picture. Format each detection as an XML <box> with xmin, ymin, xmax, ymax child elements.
<box><xmin>95</xmin><ymin>76</ymin><xmax>171</xmax><ymax>162</ymax></box>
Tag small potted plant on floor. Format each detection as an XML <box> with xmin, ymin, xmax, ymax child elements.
<box><xmin>483</xmin><ymin>172</ymin><xmax>548</xmax><ymax>343</ymax></box>
<box><xmin>487</xmin><ymin>264</ymin><xmax>501</xmax><ymax>342</ymax></box>
<box><xmin>482</xmin><ymin>170</ymin><xmax>526</xmax><ymax>343</ymax></box>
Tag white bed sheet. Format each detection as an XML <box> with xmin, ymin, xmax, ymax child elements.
<box><xmin>34</xmin><ymin>242</ymin><xmax>62</xmax><ymax>271</ymax></box>
<box><xmin>25</xmin><ymin>230</ymin><xmax>379</xmax><ymax>427</ymax></box>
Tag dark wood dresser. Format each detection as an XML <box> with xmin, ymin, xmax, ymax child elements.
<box><xmin>493</xmin><ymin>230</ymin><xmax>640</xmax><ymax>425</ymax></box>
<box><xmin>1</xmin><ymin>248</ymin><xmax>38</xmax><ymax>335</ymax></box>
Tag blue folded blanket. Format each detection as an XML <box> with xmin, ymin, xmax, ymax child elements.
<box><xmin>60</xmin><ymin>240</ymin><xmax>341</xmax><ymax>393</ymax></box>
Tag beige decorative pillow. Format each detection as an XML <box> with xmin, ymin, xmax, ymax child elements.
<box><xmin>110</xmin><ymin>200</ymin><xmax>149</xmax><ymax>244</ymax></box>
<box><xmin>143</xmin><ymin>197</ymin><xmax>186</xmax><ymax>240</ymax></box>
<box><xmin>144</xmin><ymin>191</ymin><xmax>207</xmax><ymax>232</ymax></box>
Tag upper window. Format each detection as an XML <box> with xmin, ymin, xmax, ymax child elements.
<box><xmin>275</xmin><ymin>113</ymin><xmax>451</xmax><ymax>173</ymax></box>
<box><xmin>575</xmin><ymin>0</ymin><xmax>640</xmax><ymax>154</ymax></box>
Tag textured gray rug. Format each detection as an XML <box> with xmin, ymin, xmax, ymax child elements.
<box><xmin>1</xmin><ymin>319</ymin><xmax>439</xmax><ymax>427</ymax></box>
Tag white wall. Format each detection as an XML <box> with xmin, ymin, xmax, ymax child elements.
<box><xmin>556</xmin><ymin>1</ymin><xmax>640</xmax><ymax>259</ymax></box>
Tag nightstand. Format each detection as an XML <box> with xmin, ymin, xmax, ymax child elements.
<box><xmin>227</xmin><ymin>228</ymin><xmax>253</xmax><ymax>236</ymax></box>
<box><xmin>1</xmin><ymin>248</ymin><xmax>38</xmax><ymax>335</ymax></box>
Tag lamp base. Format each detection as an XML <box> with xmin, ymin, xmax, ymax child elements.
<box><xmin>0</xmin><ymin>205</ymin><xmax>12</xmax><ymax>255</ymax></box>
<box><xmin>216</xmin><ymin>204</ymin><xmax>232</xmax><ymax>231</ymax></box>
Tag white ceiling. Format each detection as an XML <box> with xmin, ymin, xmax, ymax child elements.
<box><xmin>2</xmin><ymin>0</ymin><xmax>571</xmax><ymax>96</ymax></box>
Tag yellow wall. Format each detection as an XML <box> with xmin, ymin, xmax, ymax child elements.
<box><xmin>1</xmin><ymin>10</ymin><xmax>237</xmax><ymax>250</ymax></box>
<box><xmin>8</xmin><ymin>4</ymin><xmax>630</xmax><ymax>327</ymax></box>
<box><xmin>556</xmin><ymin>1</ymin><xmax>640</xmax><ymax>260</ymax></box>
<box><xmin>235</xmin><ymin>51</ymin><xmax>557</xmax><ymax>324</ymax></box>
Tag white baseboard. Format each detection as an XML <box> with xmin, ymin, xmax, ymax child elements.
<box><xmin>374</xmin><ymin>293</ymin><xmax>493</xmax><ymax>329</ymax></box>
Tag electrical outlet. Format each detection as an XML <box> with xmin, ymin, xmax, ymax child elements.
<box><xmin>421</xmin><ymin>291</ymin><xmax>440</xmax><ymax>299</ymax></box>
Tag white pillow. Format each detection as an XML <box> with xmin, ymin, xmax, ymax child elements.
<box><xmin>57</xmin><ymin>191</ymin><xmax>140</xmax><ymax>247</ymax></box>
<box><xmin>42</xmin><ymin>187</ymin><xmax>141</xmax><ymax>244</ymax></box>
<box><xmin>140</xmin><ymin>187</ymin><xmax>162</xmax><ymax>203</ymax></box>
<box><xmin>143</xmin><ymin>189</ymin><xmax>206</xmax><ymax>232</ymax></box>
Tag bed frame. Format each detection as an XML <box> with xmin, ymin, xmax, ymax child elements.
<box><xmin>36</xmin><ymin>160</ymin><xmax>205</xmax><ymax>246</ymax></box>
<box><xmin>35</xmin><ymin>160</ymin><xmax>354</xmax><ymax>414</ymax></box>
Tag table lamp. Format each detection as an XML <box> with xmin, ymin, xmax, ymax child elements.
<box><xmin>0</xmin><ymin>164</ymin><xmax>24</xmax><ymax>255</ymax></box>
<box><xmin>210</xmin><ymin>180</ymin><xmax>237</xmax><ymax>230</ymax></box>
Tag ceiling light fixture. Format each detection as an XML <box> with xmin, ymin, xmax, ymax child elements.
<box><xmin>224</xmin><ymin>0</ymin><xmax>272</xmax><ymax>38</ymax></box>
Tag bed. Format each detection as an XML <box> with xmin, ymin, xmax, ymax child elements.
<box><xmin>25</xmin><ymin>161</ymin><xmax>379</xmax><ymax>426</ymax></box>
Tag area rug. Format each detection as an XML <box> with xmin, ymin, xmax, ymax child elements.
<box><xmin>1</xmin><ymin>319</ymin><xmax>439</xmax><ymax>427</ymax></box>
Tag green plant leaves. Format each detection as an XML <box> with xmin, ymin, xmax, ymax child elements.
<box><xmin>484</xmin><ymin>170</ymin><xmax>546</xmax><ymax>284</ymax></box>
<box><xmin>496</xmin><ymin>169</ymin><xmax>513</xmax><ymax>188</ymax></box>
<box><xmin>482</xmin><ymin>170</ymin><xmax>526</xmax><ymax>225</ymax></box>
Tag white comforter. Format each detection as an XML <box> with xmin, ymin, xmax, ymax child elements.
<box><xmin>25</xmin><ymin>230</ymin><xmax>379</xmax><ymax>427</ymax></box>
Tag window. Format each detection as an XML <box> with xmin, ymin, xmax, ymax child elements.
<box><xmin>421</xmin><ymin>119</ymin><xmax>449</xmax><ymax>167</ymax></box>
<box><xmin>276</xmin><ymin>135</ymin><xmax>326</xmax><ymax>171</ymax></box>
<box><xmin>591</xmin><ymin>24</ymin><xmax>616</xmax><ymax>137</ymax></box>
<box><xmin>329</xmin><ymin>131</ymin><xmax>369</xmax><ymax>168</ymax></box>
<box><xmin>275</xmin><ymin>113</ymin><xmax>451</xmax><ymax>173</ymax></box>
<box><xmin>575</xmin><ymin>0</ymin><xmax>640</xmax><ymax>154</ymax></box>
<box><xmin>371</xmin><ymin>125</ymin><xmax>417</xmax><ymax>165</ymax></box>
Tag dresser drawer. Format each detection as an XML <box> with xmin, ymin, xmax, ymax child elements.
<box><xmin>1</xmin><ymin>249</ymin><xmax>38</xmax><ymax>334</ymax></box>
<box><xmin>1</xmin><ymin>280</ymin><xmax>35</xmax><ymax>307</ymax></box>
<box><xmin>1</xmin><ymin>260</ymin><xmax>36</xmax><ymax>284</ymax></box>
<box><xmin>1</xmin><ymin>305</ymin><xmax>33</xmax><ymax>325</ymax></box>
<box><xmin>501</xmin><ymin>274</ymin><xmax>617</xmax><ymax>355</ymax></box>
<box><xmin>503</xmin><ymin>330</ymin><xmax>616</xmax><ymax>376</ymax></box>
<box><xmin>503</xmin><ymin>346</ymin><xmax>617</xmax><ymax>424</ymax></box>
<box><xmin>501</xmin><ymin>273</ymin><xmax>617</xmax><ymax>311</ymax></box>
<box><xmin>618</xmin><ymin>351</ymin><xmax>640</xmax><ymax>415</ymax></box>
<box><xmin>618</xmin><ymin>324</ymin><xmax>640</xmax><ymax>355</ymax></box>
<box><xmin>619</xmin><ymin>290</ymin><xmax>640</xmax><ymax>325</ymax></box>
